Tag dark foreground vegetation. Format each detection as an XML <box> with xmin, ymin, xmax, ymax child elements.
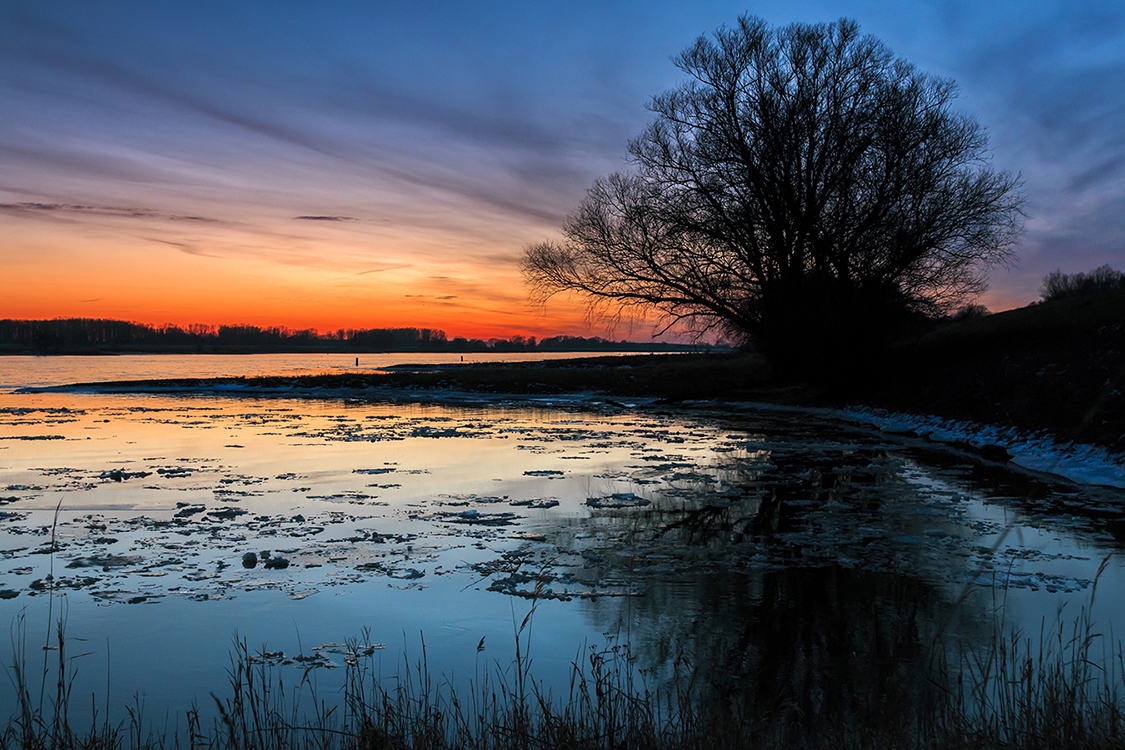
<box><xmin>5</xmin><ymin>567</ymin><xmax>1125</xmax><ymax>750</ymax></box>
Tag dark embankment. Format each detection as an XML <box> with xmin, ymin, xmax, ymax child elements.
<box><xmin>377</xmin><ymin>352</ymin><xmax>789</xmax><ymax>401</ymax></box>
<box><xmin>61</xmin><ymin>352</ymin><xmax>789</xmax><ymax>402</ymax></box>
<box><xmin>863</xmin><ymin>288</ymin><xmax>1125</xmax><ymax>453</ymax></box>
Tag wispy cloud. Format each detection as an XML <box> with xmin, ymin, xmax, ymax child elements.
<box><xmin>352</xmin><ymin>264</ymin><xmax>412</xmax><ymax>276</ymax></box>
<box><xmin>4</xmin><ymin>0</ymin><xmax>1123</xmax><ymax>325</ymax></box>
<box><xmin>143</xmin><ymin>237</ymin><xmax>221</xmax><ymax>258</ymax></box>
<box><xmin>948</xmin><ymin>3</ymin><xmax>1125</xmax><ymax>286</ymax></box>
<box><xmin>0</xmin><ymin>201</ymin><xmax>218</xmax><ymax>222</ymax></box>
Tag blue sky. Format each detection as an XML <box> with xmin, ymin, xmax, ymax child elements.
<box><xmin>1</xmin><ymin>0</ymin><xmax>1122</xmax><ymax>334</ymax></box>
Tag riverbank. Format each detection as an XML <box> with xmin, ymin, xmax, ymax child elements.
<box><xmin>349</xmin><ymin>289</ymin><xmax>1125</xmax><ymax>457</ymax></box>
<box><xmin>58</xmin><ymin>338</ymin><xmax>1121</xmax><ymax>457</ymax></box>
<box><xmin>30</xmin><ymin>290</ymin><xmax>1125</xmax><ymax>471</ymax></box>
<box><xmin>44</xmin><ymin>347</ymin><xmax>1124</xmax><ymax>490</ymax></box>
<box><xmin>20</xmin><ymin>288</ymin><xmax>1118</xmax><ymax>441</ymax></box>
<box><xmin>866</xmin><ymin>289</ymin><xmax>1125</xmax><ymax>454</ymax></box>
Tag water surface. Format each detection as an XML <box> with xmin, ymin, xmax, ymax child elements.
<box><xmin>1</xmin><ymin>355</ymin><xmax>1123</xmax><ymax>727</ymax></box>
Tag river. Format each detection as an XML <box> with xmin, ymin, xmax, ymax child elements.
<box><xmin>1</xmin><ymin>354</ymin><xmax>1123</xmax><ymax>733</ymax></box>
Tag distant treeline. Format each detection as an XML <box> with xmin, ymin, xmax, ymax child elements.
<box><xmin>1040</xmin><ymin>265</ymin><xmax>1125</xmax><ymax>303</ymax></box>
<box><xmin>0</xmin><ymin>319</ymin><xmax>714</xmax><ymax>354</ymax></box>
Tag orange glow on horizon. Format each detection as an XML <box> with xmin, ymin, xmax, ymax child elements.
<box><xmin>0</xmin><ymin>215</ymin><xmax>633</xmax><ymax>341</ymax></box>
<box><xmin>3</xmin><ymin>203</ymin><xmax>1036</xmax><ymax>343</ymax></box>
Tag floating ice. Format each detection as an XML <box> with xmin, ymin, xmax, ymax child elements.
<box><xmin>586</xmin><ymin>492</ymin><xmax>651</xmax><ymax>509</ymax></box>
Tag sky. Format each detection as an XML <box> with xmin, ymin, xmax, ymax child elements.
<box><xmin>2</xmin><ymin>1</ymin><xmax>1122</xmax><ymax>341</ymax></box>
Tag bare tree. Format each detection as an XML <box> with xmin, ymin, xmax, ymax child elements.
<box><xmin>1040</xmin><ymin>265</ymin><xmax>1125</xmax><ymax>302</ymax></box>
<box><xmin>522</xmin><ymin>16</ymin><xmax>1024</xmax><ymax>372</ymax></box>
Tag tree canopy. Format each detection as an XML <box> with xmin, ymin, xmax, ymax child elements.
<box><xmin>522</xmin><ymin>16</ymin><xmax>1024</xmax><ymax>372</ymax></box>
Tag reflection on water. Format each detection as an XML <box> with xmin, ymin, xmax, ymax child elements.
<box><xmin>1</xmin><ymin>360</ymin><xmax>1124</xmax><ymax>729</ymax></box>
<box><xmin>599</xmin><ymin>566</ymin><xmax>975</xmax><ymax>740</ymax></box>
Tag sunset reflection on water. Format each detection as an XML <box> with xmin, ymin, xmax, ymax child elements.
<box><xmin>2</xmin><ymin>355</ymin><xmax>1124</xmax><ymax>729</ymax></box>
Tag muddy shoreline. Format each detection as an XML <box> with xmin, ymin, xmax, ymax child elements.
<box><xmin>31</xmin><ymin>348</ymin><xmax>1125</xmax><ymax>464</ymax></box>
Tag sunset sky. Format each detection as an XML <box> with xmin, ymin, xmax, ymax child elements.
<box><xmin>2</xmin><ymin>1</ymin><xmax>1122</xmax><ymax>341</ymax></box>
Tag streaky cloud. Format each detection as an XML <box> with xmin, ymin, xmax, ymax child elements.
<box><xmin>1069</xmin><ymin>156</ymin><xmax>1124</xmax><ymax>194</ymax></box>
<box><xmin>143</xmin><ymin>237</ymin><xmax>221</xmax><ymax>258</ymax></box>
<box><xmin>0</xmin><ymin>201</ymin><xmax>219</xmax><ymax>223</ymax></box>
<box><xmin>294</xmin><ymin>215</ymin><xmax>358</xmax><ymax>222</ymax></box>
<box><xmin>353</xmin><ymin>264</ymin><xmax>413</xmax><ymax>276</ymax></box>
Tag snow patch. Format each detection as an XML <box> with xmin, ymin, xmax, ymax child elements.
<box><xmin>843</xmin><ymin>407</ymin><xmax>1125</xmax><ymax>489</ymax></box>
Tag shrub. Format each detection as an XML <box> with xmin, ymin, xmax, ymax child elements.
<box><xmin>949</xmin><ymin>303</ymin><xmax>991</xmax><ymax>321</ymax></box>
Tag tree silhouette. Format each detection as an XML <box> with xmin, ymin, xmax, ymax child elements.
<box><xmin>523</xmin><ymin>16</ymin><xmax>1024</xmax><ymax>373</ymax></box>
<box><xmin>1040</xmin><ymin>265</ymin><xmax>1125</xmax><ymax>302</ymax></box>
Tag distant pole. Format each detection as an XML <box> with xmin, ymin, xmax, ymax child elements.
<box><xmin>355</xmin><ymin>357</ymin><xmax>359</xmax><ymax>366</ymax></box>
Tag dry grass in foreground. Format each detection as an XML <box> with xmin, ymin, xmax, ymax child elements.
<box><xmin>5</xmin><ymin>565</ymin><xmax>1125</xmax><ymax>750</ymax></box>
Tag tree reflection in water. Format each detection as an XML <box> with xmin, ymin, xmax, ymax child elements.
<box><xmin>524</xmin><ymin>437</ymin><xmax>994</xmax><ymax>739</ymax></box>
<box><xmin>594</xmin><ymin>565</ymin><xmax>984</xmax><ymax>742</ymax></box>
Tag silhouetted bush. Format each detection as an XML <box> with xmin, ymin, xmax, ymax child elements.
<box><xmin>1040</xmin><ymin>264</ymin><xmax>1125</xmax><ymax>302</ymax></box>
<box><xmin>949</xmin><ymin>303</ymin><xmax>991</xmax><ymax>321</ymax></box>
